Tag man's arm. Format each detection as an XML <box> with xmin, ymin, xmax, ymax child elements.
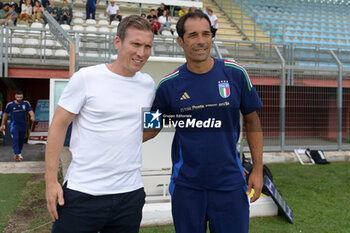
<box><xmin>28</xmin><ymin>110</ymin><xmax>35</xmax><ymax>122</ymax></box>
<box><xmin>0</xmin><ymin>113</ymin><xmax>8</xmax><ymax>131</ymax></box>
<box><xmin>0</xmin><ymin>102</ymin><xmax>3</xmax><ymax>117</ymax></box>
<box><xmin>45</xmin><ymin>106</ymin><xmax>76</xmax><ymax>221</ymax></box>
<box><xmin>243</xmin><ymin>111</ymin><xmax>263</xmax><ymax>203</ymax></box>
<box><xmin>143</xmin><ymin>128</ymin><xmax>161</xmax><ymax>142</ymax></box>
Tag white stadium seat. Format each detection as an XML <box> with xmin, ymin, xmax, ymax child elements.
<box><xmin>86</xmin><ymin>26</ymin><xmax>97</xmax><ymax>32</ymax></box>
<box><xmin>98</xmin><ymin>13</ymin><xmax>106</xmax><ymax>19</ymax></box>
<box><xmin>22</xmin><ymin>48</ymin><xmax>38</xmax><ymax>55</ymax></box>
<box><xmin>25</xmin><ymin>38</ymin><xmax>40</xmax><ymax>46</ymax></box>
<box><xmin>8</xmin><ymin>47</ymin><xmax>21</xmax><ymax>55</ymax></box>
<box><xmin>111</xmin><ymin>27</ymin><xmax>118</xmax><ymax>34</ymax></box>
<box><xmin>162</xmin><ymin>30</ymin><xmax>172</xmax><ymax>36</ymax></box>
<box><xmin>74</xmin><ymin>11</ymin><xmax>84</xmax><ymax>18</ymax></box>
<box><xmin>86</xmin><ymin>52</ymin><xmax>100</xmax><ymax>57</ymax></box>
<box><xmin>55</xmin><ymin>49</ymin><xmax>68</xmax><ymax>57</ymax></box>
<box><xmin>111</xmin><ymin>21</ymin><xmax>119</xmax><ymax>26</ymax></box>
<box><xmin>98</xmin><ymin>20</ymin><xmax>109</xmax><ymax>26</ymax></box>
<box><xmin>42</xmin><ymin>49</ymin><xmax>53</xmax><ymax>56</ymax></box>
<box><xmin>99</xmin><ymin>27</ymin><xmax>110</xmax><ymax>33</ymax></box>
<box><xmin>44</xmin><ymin>39</ymin><xmax>56</xmax><ymax>47</ymax></box>
<box><xmin>11</xmin><ymin>38</ymin><xmax>24</xmax><ymax>45</ymax></box>
<box><xmin>73</xmin><ymin>18</ymin><xmax>84</xmax><ymax>25</ymax></box>
<box><xmin>86</xmin><ymin>19</ymin><xmax>96</xmax><ymax>25</ymax></box>
<box><xmin>61</xmin><ymin>24</ymin><xmax>71</xmax><ymax>31</ymax></box>
<box><xmin>31</xmin><ymin>22</ymin><xmax>43</xmax><ymax>29</ymax></box>
<box><xmin>30</xmin><ymin>22</ymin><xmax>43</xmax><ymax>34</ymax></box>
<box><xmin>72</xmin><ymin>25</ymin><xmax>84</xmax><ymax>32</ymax></box>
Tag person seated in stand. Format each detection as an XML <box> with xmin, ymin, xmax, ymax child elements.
<box><xmin>158</xmin><ymin>10</ymin><xmax>173</xmax><ymax>35</ymax></box>
<box><xmin>0</xmin><ymin>3</ymin><xmax>17</xmax><ymax>26</ymax></box>
<box><xmin>208</xmin><ymin>8</ymin><xmax>219</xmax><ymax>38</ymax></box>
<box><xmin>188</xmin><ymin>6</ymin><xmax>196</xmax><ymax>13</ymax></box>
<box><xmin>8</xmin><ymin>0</ymin><xmax>19</xmax><ymax>13</ymax></box>
<box><xmin>59</xmin><ymin>0</ymin><xmax>72</xmax><ymax>25</ymax></box>
<box><xmin>104</xmin><ymin>0</ymin><xmax>121</xmax><ymax>24</ymax></box>
<box><xmin>151</xmin><ymin>17</ymin><xmax>161</xmax><ymax>35</ymax></box>
<box><xmin>44</xmin><ymin>0</ymin><xmax>58</xmax><ymax>24</ymax></box>
<box><xmin>31</xmin><ymin>0</ymin><xmax>44</xmax><ymax>22</ymax></box>
<box><xmin>146</xmin><ymin>9</ymin><xmax>157</xmax><ymax>23</ymax></box>
<box><xmin>178</xmin><ymin>6</ymin><xmax>187</xmax><ymax>18</ymax></box>
<box><xmin>203</xmin><ymin>6</ymin><xmax>210</xmax><ymax>16</ymax></box>
<box><xmin>157</xmin><ymin>2</ymin><xmax>166</xmax><ymax>17</ymax></box>
<box><xmin>18</xmin><ymin>0</ymin><xmax>32</xmax><ymax>23</ymax></box>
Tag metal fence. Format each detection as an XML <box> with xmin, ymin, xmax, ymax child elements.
<box><xmin>1</xmin><ymin>24</ymin><xmax>350</xmax><ymax>152</ymax></box>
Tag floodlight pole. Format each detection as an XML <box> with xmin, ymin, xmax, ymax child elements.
<box><xmin>329</xmin><ymin>50</ymin><xmax>342</xmax><ymax>150</ymax></box>
<box><xmin>274</xmin><ymin>46</ymin><xmax>286</xmax><ymax>152</ymax></box>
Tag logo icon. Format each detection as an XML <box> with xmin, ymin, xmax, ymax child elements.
<box><xmin>143</xmin><ymin>110</ymin><xmax>162</xmax><ymax>129</ymax></box>
<box><xmin>218</xmin><ymin>81</ymin><xmax>230</xmax><ymax>98</ymax></box>
<box><xmin>180</xmin><ymin>92</ymin><xmax>190</xmax><ymax>100</ymax></box>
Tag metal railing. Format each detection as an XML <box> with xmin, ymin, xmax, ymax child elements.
<box><xmin>2</xmin><ymin>24</ymin><xmax>350</xmax><ymax>151</ymax></box>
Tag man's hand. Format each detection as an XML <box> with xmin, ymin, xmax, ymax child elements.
<box><xmin>246</xmin><ymin>166</ymin><xmax>263</xmax><ymax>203</ymax></box>
<box><xmin>46</xmin><ymin>181</ymin><xmax>64</xmax><ymax>221</ymax></box>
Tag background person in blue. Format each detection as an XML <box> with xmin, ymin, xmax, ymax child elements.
<box><xmin>0</xmin><ymin>90</ymin><xmax>35</xmax><ymax>162</ymax></box>
<box><xmin>85</xmin><ymin>0</ymin><xmax>99</xmax><ymax>20</ymax></box>
<box><xmin>144</xmin><ymin>11</ymin><xmax>263</xmax><ymax>233</ymax></box>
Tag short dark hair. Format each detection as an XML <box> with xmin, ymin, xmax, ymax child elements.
<box><xmin>16</xmin><ymin>90</ymin><xmax>23</xmax><ymax>95</ymax></box>
<box><xmin>117</xmin><ymin>15</ymin><xmax>153</xmax><ymax>41</ymax></box>
<box><xmin>176</xmin><ymin>10</ymin><xmax>211</xmax><ymax>39</ymax></box>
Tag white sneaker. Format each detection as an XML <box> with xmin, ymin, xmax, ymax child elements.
<box><xmin>18</xmin><ymin>154</ymin><xmax>23</xmax><ymax>161</ymax></box>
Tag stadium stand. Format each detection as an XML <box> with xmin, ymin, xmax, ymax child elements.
<box><xmin>1</xmin><ymin>0</ymin><xmax>350</xmax><ymax>68</ymax></box>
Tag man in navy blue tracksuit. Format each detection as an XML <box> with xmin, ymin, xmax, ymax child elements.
<box><xmin>0</xmin><ymin>90</ymin><xmax>35</xmax><ymax>161</ymax></box>
<box><xmin>86</xmin><ymin>0</ymin><xmax>99</xmax><ymax>20</ymax></box>
<box><xmin>143</xmin><ymin>11</ymin><xmax>264</xmax><ymax>233</ymax></box>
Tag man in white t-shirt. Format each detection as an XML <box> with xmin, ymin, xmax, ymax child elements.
<box><xmin>207</xmin><ymin>8</ymin><xmax>219</xmax><ymax>38</ymax></box>
<box><xmin>104</xmin><ymin>0</ymin><xmax>121</xmax><ymax>24</ymax></box>
<box><xmin>45</xmin><ymin>15</ymin><xmax>155</xmax><ymax>233</ymax></box>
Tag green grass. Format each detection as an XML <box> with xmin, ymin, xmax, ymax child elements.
<box><xmin>1</xmin><ymin>163</ymin><xmax>350</xmax><ymax>232</ymax></box>
<box><xmin>0</xmin><ymin>174</ymin><xmax>31</xmax><ymax>232</ymax></box>
<box><xmin>141</xmin><ymin>162</ymin><xmax>350</xmax><ymax>233</ymax></box>
<box><xmin>248</xmin><ymin>162</ymin><xmax>350</xmax><ymax>233</ymax></box>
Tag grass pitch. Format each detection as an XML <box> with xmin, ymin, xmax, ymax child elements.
<box><xmin>1</xmin><ymin>162</ymin><xmax>349</xmax><ymax>232</ymax></box>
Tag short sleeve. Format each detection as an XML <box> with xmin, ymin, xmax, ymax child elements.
<box><xmin>58</xmin><ymin>71</ymin><xmax>86</xmax><ymax>114</ymax></box>
<box><xmin>151</xmin><ymin>82</ymin><xmax>171</xmax><ymax>115</ymax></box>
<box><xmin>239</xmin><ymin>69</ymin><xmax>263</xmax><ymax>115</ymax></box>
<box><xmin>25</xmin><ymin>101</ymin><xmax>33</xmax><ymax>112</ymax></box>
<box><xmin>4</xmin><ymin>103</ymin><xmax>11</xmax><ymax>114</ymax></box>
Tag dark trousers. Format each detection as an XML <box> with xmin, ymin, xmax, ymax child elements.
<box><xmin>60</xmin><ymin>14</ymin><xmax>72</xmax><ymax>25</ymax></box>
<box><xmin>86</xmin><ymin>4</ymin><xmax>96</xmax><ymax>19</ymax></box>
<box><xmin>109</xmin><ymin>14</ymin><xmax>122</xmax><ymax>24</ymax></box>
<box><xmin>10</xmin><ymin>124</ymin><xmax>26</xmax><ymax>155</ymax></box>
<box><xmin>211</xmin><ymin>28</ymin><xmax>218</xmax><ymax>38</ymax></box>
<box><xmin>52</xmin><ymin>184</ymin><xmax>145</xmax><ymax>233</ymax></box>
<box><xmin>171</xmin><ymin>185</ymin><xmax>249</xmax><ymax>233</ymax></box>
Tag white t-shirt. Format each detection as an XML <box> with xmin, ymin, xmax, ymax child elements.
<box><xmin>209</xmin><ymin>14</ymin><xmax>219</xmax><ymax>29</ymax></box>
<box><xmin>158</xmin><ymin>16</ymin><xmax>167</xmax><ymax>24</ymax></box>
<box><xmin>58</xmin><ymin>64</ymin><xmax>155</xmax><ymax>195</ymax></box>
<box><xmin>106</xmin><ymin>4</ymin><xmax>119</xmax><ymax>15</ymax></box>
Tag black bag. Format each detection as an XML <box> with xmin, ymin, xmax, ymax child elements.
<box><xmin>241</xmin><ymin>153</ymin><xmax>273</xmax><ymax>195</ymax></box>
<box><xmin>306</xmin><ymin>149</ymin><xmax>329</xmax><ymax>164</ymax></box>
